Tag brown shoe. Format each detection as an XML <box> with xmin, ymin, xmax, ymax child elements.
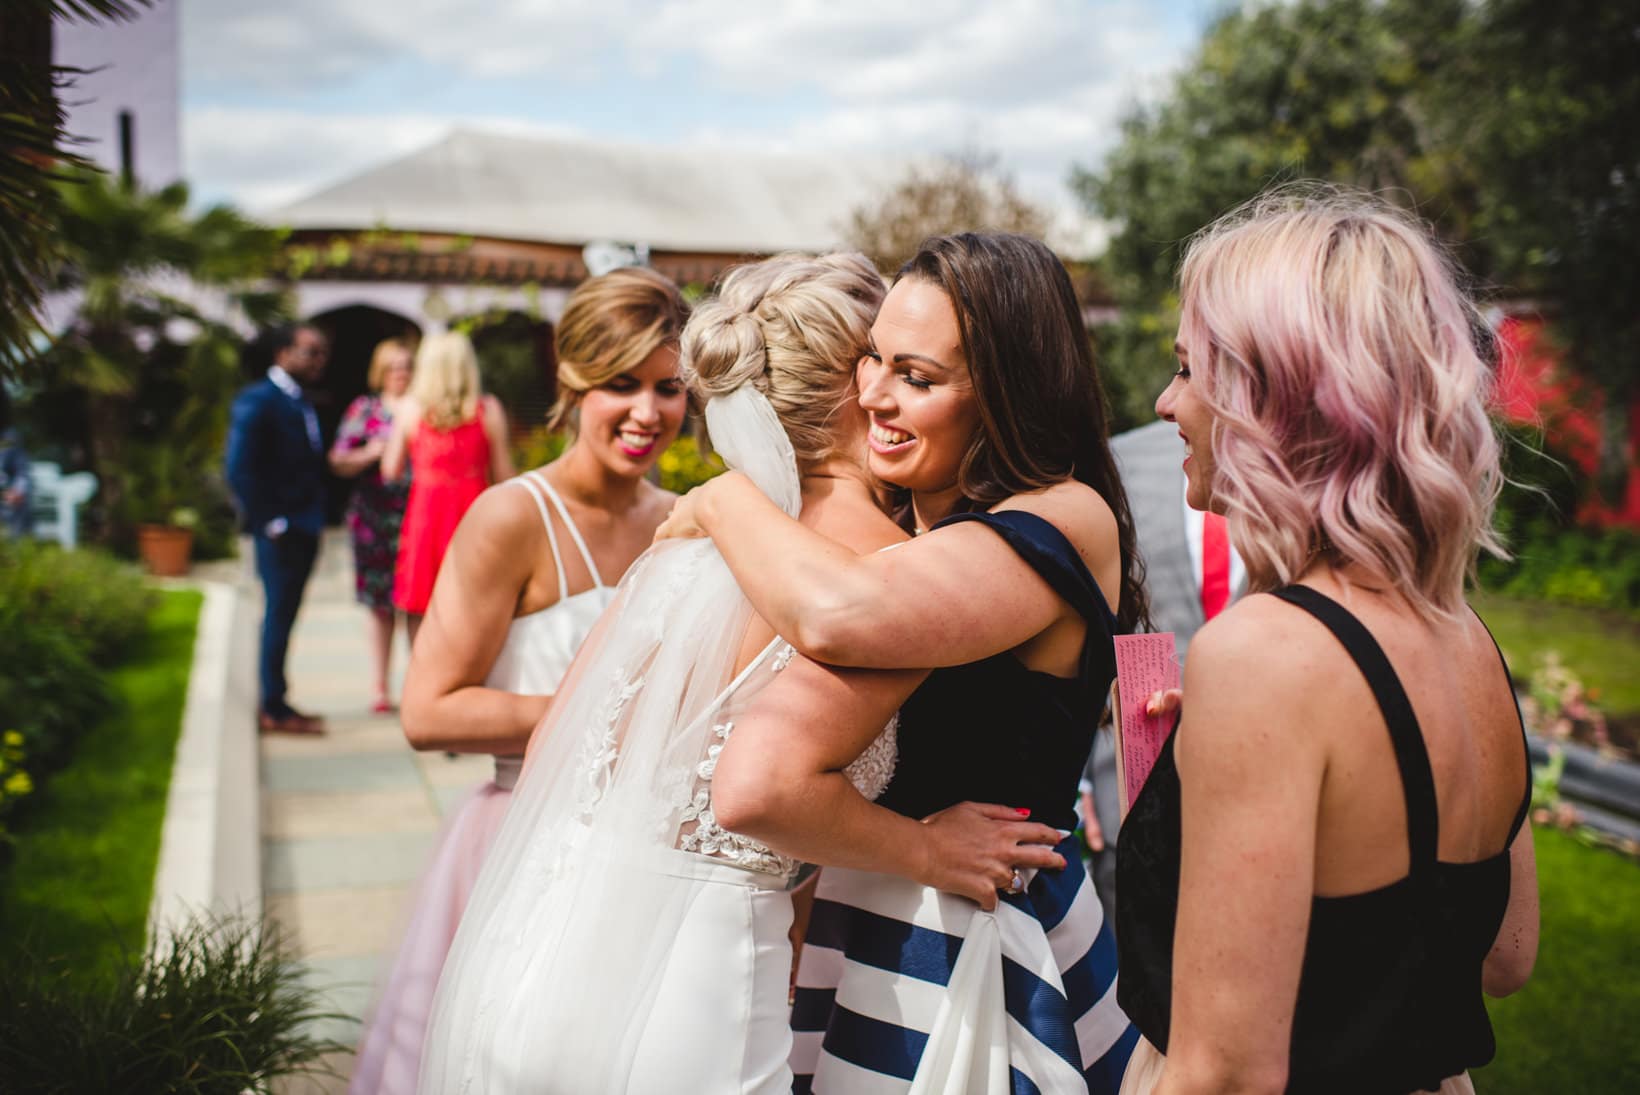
<box><xmin>259</xmin><ymin>710</ymin><xmax>327</xmax><ymax>735</ymax></box>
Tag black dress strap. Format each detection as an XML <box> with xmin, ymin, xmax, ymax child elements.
<box><xmin>936</xmin><ymin>509</ymin><xmax>1117</xmax><ymax>627</ymax></box>
<box><xmin>1471</xmin><ymin>606</ymin><xmax>1535</xmax><ymax>844</ymax></box>
<box><xmin>1270</xmin><ymin>585</ymin><xmax>1441</xmax><ymax>876</ymax></box>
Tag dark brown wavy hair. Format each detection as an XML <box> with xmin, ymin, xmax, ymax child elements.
<box><xmin>897</xmin><ymin>232</ymin><xmax>1149</xmax><ymax>633</ymax></box>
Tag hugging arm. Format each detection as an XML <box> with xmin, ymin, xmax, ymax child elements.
<box><xmin>661</xmin><ymin>472</ymin><xmax>1084</xmax><ymax>668</ymax></box>
<box><xmin>711</xmin><ymin>652</ymin><xmax>1066</xmax><ymax>911</ymax></box>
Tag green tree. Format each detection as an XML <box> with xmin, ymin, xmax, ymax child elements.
<box><xmin>1074</xmin><ymin>0</ymin><xmax>1639</xmax><ymax>478</ymax></box>
<box><xmin>845</xmin><ymin>154</ymin><xmax>1051</xmax><ymax>274</ymax></box>
<box><xmin>27</xmin><ymin>167</ymin><xmax>286</xmax><ymax>544</ymax></box>
<box><xmin>1072</xmin><ymin>0</ymin><xmax>1474</xmax><ymax>416</ymax></box>
<box><xmin>0</xmin><ymin>1</ymin><xmax>154</xmax><ymax>378</ymax></box>
<box><xmin>1445</xmin><ymin>0</ymin><xmax>1640</xmax><ymax>494</ymax></box>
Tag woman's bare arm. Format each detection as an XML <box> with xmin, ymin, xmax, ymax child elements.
<box><xmin>379</xmin><ymin>400</ymin><xmax>416</xmax><ymax>482</ymax></box>
<box><xmin>329</xmin><ymin>439</ymin><xmax>383</xmax><ymax>478</ymax></box>
<box><xmin>400</xmin><ymin>487</ymin><xmax>553</xmax><ymax>753</ymax></box>
<box><xmin>482</xmin><ymin>395</ymin><xmax>516</xmax><ymax>483</ymax></box>
<box><xmin>1483</xmin><ymin>823</ymin><xmax>1539</xmax><ymax>996</ymax></box>
<box><xmin>711</xmin><ymin>653</ymin><xmax>1068</xmax><ymax>910</ymax></box>
<box><xmin>1152</xmin><ymin>611</ymin><xmax>1330</xmax><ymax>1095</ymax></box>
<box><xmin>656</xmin><ymin>471</ymin><xmax>1119</xmax><ymax>669</ymax></box>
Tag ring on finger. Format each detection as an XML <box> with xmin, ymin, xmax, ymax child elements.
<box><xmin>1006</xmin><ymin>870</ymin><xmax>1025</xmax><ymax>894</ymax></box>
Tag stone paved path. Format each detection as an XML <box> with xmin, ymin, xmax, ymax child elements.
<box><xmin>250</xmin><ymin>532</ymin><xmax>490</xmax><ymax>1092</ymax></box>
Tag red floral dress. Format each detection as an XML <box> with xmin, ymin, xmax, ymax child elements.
<box><xmin>333</xmin><ymin>395</ymin><xmax>410</xmax><ymax>610</ymax></box>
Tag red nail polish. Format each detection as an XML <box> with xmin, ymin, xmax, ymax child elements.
<box><xmin>1015</xmin><ymin>808</ymin><xmax>1031</xmax><ymax>817</ymax></box>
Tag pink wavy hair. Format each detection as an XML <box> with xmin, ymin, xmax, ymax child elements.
<box><xmin>1178</xmin><ymin>186</ymin><xmax>1505</xmax><ymax>619</ymax></box>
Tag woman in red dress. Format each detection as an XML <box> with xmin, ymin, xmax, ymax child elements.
<box><xmin>383</xmin><ymin>331</ymin><xmax>515</xmax><ymax>642</ymax></box>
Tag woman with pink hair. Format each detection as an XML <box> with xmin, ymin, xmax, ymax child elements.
<box><xmin>1115</xmin><ymin>187</ymin><xmax>1540</xmax><ymax>1095</ymax></box>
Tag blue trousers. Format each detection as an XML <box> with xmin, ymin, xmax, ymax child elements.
<box><xmin>253</xmin><ymin>530</ymin><xmax>319</xmax><ymax>717</ymax></box>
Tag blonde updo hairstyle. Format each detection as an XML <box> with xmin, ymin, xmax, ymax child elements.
<box><xmin>681</xmin><ymin>252</ymin><xmax>885</xmax><ymax>468</ymax></box>
<box><xmin>548</xmin><ymin>267</ymin><xmax>690</xmax><ymax>432</ymax></box>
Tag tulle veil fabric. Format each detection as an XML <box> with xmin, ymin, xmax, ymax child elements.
<box><xmin>418</xmin><ymin>387</ymin><xmax>802</xmax><ymax>1093</ymax></box>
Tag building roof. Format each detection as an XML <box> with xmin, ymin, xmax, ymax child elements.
<box><xmin>272</xmin><ymin>128</ymin><xmax>915</xmax><ymax>255</ymax></box>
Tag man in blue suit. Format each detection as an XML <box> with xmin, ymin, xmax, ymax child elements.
<box><xmin>226</xmin><ymin>324</ymin><xmax>331</xmax><ymax>734</ymax></box>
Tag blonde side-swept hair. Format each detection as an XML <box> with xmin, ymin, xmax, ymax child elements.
<box><xmin>681</xmin><ymin>252</ymin><xmax>885</xmax><ymax>468</ymax></box>
<box><xmin>408</xmin><ymin>331</ymin><xmax>483</xmax><ymax>430</ymax></box>
<box><xmin>366</xmin><ymin>337</ymin><xmax>414</xmax><ymax>392</ymax></box>
<box><xmin>1178</xmin><ymin>184</ymin><xmax>1505</xmax><ymax>620</ymax></box>
<box><xmin>549</xmin><ymin>267</ymin><xmax>690</xmax><ymax>432</ymax></box>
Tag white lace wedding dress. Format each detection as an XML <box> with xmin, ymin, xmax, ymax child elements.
<box><xmin>418</xmin><ymin>387</ymin><xmax>897</xmax><ymax>1094</ymax></box>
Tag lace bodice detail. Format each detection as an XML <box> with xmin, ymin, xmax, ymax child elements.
<box><xmin>677</xmin><ymin>642</ymin><xmax>898</xmax><ymax>882</ymax></box>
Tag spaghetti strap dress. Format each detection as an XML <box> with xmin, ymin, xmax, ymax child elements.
<box><xmin>392</xmin><ymin>415</ymin><xmax>490</xmax><ymax>614</ymax></box>
<box><xmin>792</xmin><ymin>509</ymin><xmax>1138</xmax><ymax>1095</ymax></box>
<box><xmin>1115</xmin><ymin>585</ymin><xmax>1532</xmax><ymax>1095</ymax></box>
<box><xmin>350</xmin><ymin>472</ymin><xmax>616</xmax><ymax>1094</ymax></box>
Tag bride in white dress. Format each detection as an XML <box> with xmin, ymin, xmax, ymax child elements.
<box><xmin>419</xmin><ymin>253</ymin><xmax>1059</xmax><ymax>1093</ymax></box>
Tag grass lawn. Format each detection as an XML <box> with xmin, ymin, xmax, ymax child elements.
<box><xmin>0</xmin><ymin>588</ymin><xmax>201</xmax><ymax>980</ymax></box>
<box><xmin>1477</xmin><ymin>825</ymin><xmax>1640</xmax><ymax>1093</ymax></box>
<box><xmin>1473</xmin><ymin>591</ymin><xmax>1640</xmax><ymax>716</ymax></box>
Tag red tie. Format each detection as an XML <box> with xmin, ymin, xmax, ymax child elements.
<box><xmin>1201</xmin><ymin>511</ymin><xmax>1231</xmax><ymax>620</ymax></box>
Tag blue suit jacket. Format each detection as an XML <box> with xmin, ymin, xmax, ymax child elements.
<box><xmin>225</xmin><ymin>377</ymin><xmax>326</xmax><ymax>536</ymax></box>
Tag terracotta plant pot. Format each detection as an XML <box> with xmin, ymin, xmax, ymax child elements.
<box><xmin>136</xmin><ymin>524</ymin><xmax>194</xmax><ymax>577</ymax></box>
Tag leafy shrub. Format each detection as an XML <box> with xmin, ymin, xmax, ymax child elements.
<box><xmin>0</xmin><ymin>539</ymin><xmax>157</xmax><ymax>662</ymax></box>
<box><xmin>657</xmin><ymin>434</ymin><xmax>724</xmax><ymax>493</ymax></box>
<box><xmin>511</xmin><ymin>428</ymin><xmax>725</xmax><ymax>494</ymax></box>
<box><xmin>0</xmin><ymin>730</ymin><xmax>33</xmax><ymax>852</ymax></box>
<box><xmin>0</xmin><ymin>541</ymin><xmax>152</xmax><ymax>802</ymax></box>
<box><xmin>1478</xmin><ymin>422</ymin><xmax>1640</xmax><ymax>615</ymax></box>
<box><xmin>1480</xmin><ymin>523</ymin><xmax>1640</xmax><ymax>615</ymax></box>
<box><xmin>0</xmin><ymin>915</ymin><xmax>348</xmax><ymax>1093</ymax></box>
<box><xmin>0</xmin><ymin>602</ymin><xmax>110</xmax><ymax>776</ymax></box>
<box><xmin>511</xmin><ymin>425</ymin><xmax>569</xmax><ymax>472</ymax></box>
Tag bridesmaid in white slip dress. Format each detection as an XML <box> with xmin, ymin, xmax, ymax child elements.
<box><xmin>349</xmin><ymin>268</ymin><xmax>690</xmax><ymax>1095</ymax></box>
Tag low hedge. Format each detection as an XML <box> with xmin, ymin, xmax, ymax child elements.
<box><xmin>1480</xmin><ymin>423</ymin><xmax>1640</xmax><ymax>616</ymax></box>
<box><xmin>0</xmin><ymin>539</ymin><xmax>157</xmax><ymax>662</ymax></box>
<box><xmin>0</xmin><ymin>540</ymin><xmax>157</xmax><ymax>850</ymax></box>
<box><xmin>1480</xmin><ymin>521</ymin><xmax>1640</xmax><ymax>616</ymax></box>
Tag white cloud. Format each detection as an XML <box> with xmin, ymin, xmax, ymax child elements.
<box><xmin>185</xmin><ymin>0</ymin><xmax>642</xmax><ymax>88</ymax></box>
<box><xmin>182</xmin><ymin>1</ymin><xmax>1203</xmax><ymax>253</ymax></box>
<box><xmin>655</xmin><ymin>1</ymin><xmax>1191</xmax><ymax>216</ymax></box>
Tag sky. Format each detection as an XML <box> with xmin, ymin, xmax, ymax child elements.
<box><xmin>177</xmin><ymin>1</ymin><xmax>1223</xmax><ymax>219</ymax></box>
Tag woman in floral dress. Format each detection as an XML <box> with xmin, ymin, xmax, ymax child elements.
<box><xmin>330</xmin><ymin>337</ymin><xmax>414</xmax><ymax>712</ymax></box>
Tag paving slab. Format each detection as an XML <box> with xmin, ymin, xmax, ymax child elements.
<box><xmin>263</xmin><ymin>751</ymin><xmax>425</xmax><ymax>794</ymax></box>
<box><xmin>260</xmin><ymin>719</ymin><xmax>416</xmax><ymax>759</ymax></box>
<box><xmin>254</xmin><ymin>530</ymin><xmax>493</xmax><ymax>1086</ymax></box>
<box><xmin>263</xmin><ymin>789</ymin><xmax>438</xmax><ymax>840</ymax></box>
<box><xmin>266</xmin><ymin>884</ymin><xmax>413</xmax><ymax>958</ymax></box>
<box><xmin>265</xmin><ymin>831</ymin><xmax>438</xmax><ymax>894</ymax></box>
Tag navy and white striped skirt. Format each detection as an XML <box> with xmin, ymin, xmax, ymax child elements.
<box><xmin>791</xmin><ymin>834</ymin><xmax>1136</xmax><ymax>1094</ymax></box>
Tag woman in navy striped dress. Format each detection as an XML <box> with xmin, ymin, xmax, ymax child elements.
<box><xmin>658</xmin><ymin>232</ymin><xmax>1148</xmax><ymax>1093</ymax></box>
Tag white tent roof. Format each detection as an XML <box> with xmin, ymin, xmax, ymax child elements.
<box><xmin>271</xmin><ymin>128</ymin><xmax>915</xmax><ymax>255</ymax></box>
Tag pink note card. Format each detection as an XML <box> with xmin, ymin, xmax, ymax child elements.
<box><xmin>1114</xmin><ymin>633</ymin><xmax>1180</xmax><ymax>812</ymax></box>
